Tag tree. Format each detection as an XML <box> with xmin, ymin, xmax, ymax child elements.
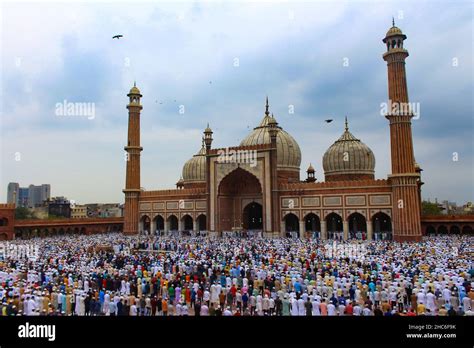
<box><xmin>15</xmin><ymin>207</ymin><xmax>33</xmax><ymax>219</ymax></box>
<box><xmin>421</xmin><ymin>201</ymin><xmax>443</xmax><ymax>215</ymax></box>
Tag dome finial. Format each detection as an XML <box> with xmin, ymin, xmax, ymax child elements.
<box><xmin>265</xmin><ymin>96</ymin><xmax>270</xmax><ymax>116</ymax></box>
<box><xmin>345</xmin><ymin>116</ymin><xmax>349</xmax><ymax>131</ymax></box>
<box><xmin>268</xmin><ymin>112</ymin><xmax>278</xmax><ymax>127</ymax></box>
<box><xmin>392</xmin><ymin>16</ymin><xmax>395</xmax><ymax>27</ymax></box>
<box><xmin>134</xmin><ymin>81</ymin><xmax>136</xmax><ymax>87</ymax></box>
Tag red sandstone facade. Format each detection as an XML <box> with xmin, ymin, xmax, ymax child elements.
<box><xmin>0</xmin><ymin>25</ymin><xmax>469</xmax><ymax>242</ymax></box>
<box><xmin>383</xmin><ymin>24</ymin><xmax>422</xmax><ymax>241</ymax></box>
<box><xmin>123</xmin><ymin>84</ymin><xmax>143</xmax><ymax>235</ymax></box>
<box><xmin>117</xmin><ymin>23</ymin><xmax>463</xmax><ymax>242</ymax></box>
<box><xmin>0</xmin><ymin>204</ymin><xmax>15</xmax><ymax>240</ymax></box>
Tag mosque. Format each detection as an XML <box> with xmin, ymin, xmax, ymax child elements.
<box><xmin>123</xmin><ymin>22</ymin><xmax>423</xmax><ymax>242</ymax></box>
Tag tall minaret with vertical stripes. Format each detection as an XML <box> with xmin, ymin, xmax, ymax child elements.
<box><xmin>123</xmin><ymin>83</ymin><xmax>143</xmax><ymax>235</ymax></box>
<box><xmin>383</xmin><ymin>20</ymin><xmax>422</xmax><ymax>241</ymax></box>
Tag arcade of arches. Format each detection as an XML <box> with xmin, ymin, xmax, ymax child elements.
<box><xmin>140</xmin><ymin>213</ymin><xmax>208</xmax><ymax>235</ymax></box>
<box><xmin>12</xmin><ymin>223</ymin><xmax>122</xmax><ymax>240</ymax></box>
<box><xmin>281</xmin><ymin>211</ymin><xmax>394</xmax><ymax>240</ymax></box>
<box><xmin>424</xmin><ymin>224</ymin><xmax>473</xmax><ymax>235</ymax></box>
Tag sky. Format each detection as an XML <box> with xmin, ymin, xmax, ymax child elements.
<box><xmin>0</xmin><ymin>0</ymin><xmax>472</xmax><ymax>205</ymax></box>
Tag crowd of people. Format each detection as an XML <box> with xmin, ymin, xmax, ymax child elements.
<box><xmin>0</xmin><ymin>233</ymin><xmax>473</xmax><ymax>317</ymax></box>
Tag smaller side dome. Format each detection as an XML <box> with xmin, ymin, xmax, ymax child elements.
<box><xmin>182</xmin><ymin>139</ymin><xmax>207</xmax><ymax>184</ymax></box>
<box><xmin>322</xmin><ymin>118</ymin><xmax>376</xmax><ymax>182</ymax></box>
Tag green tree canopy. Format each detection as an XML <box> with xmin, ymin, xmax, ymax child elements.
<box><xmin>15</xmin><ymin>207</ymin><xmax>34</xmax><ymax>219</ymax></box>
<box><xmin>422</xmin><ymin>201</ymin><xmax>443</xmax><ymax>215</ymax></box>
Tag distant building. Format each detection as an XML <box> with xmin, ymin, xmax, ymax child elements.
<box><xmin>7</xmin><ymin>183</ymin><xmax>19</xmax><ymax>205</ymax></box>
<box><xmin>85</xmin><ymin>203</ymin><xmax>122</xmax><ymax>218</ymax></box>
<box><xmin>441</xmin><ymin>200</ymin><xmax>458</xmax><ymax>215</ymax></box>
<box><xmin>47</xmin><ymin>197</ymin><xmax>71</xmax><ymax>218</ymax></box>
<box><xmin>6</xmin><ymin>182</ymin><xmax>50</xmax><ymax>208</ymax></box>
<box><xmin>85</xmin><ymin>204</ymin><xmax>99</xmax><ymax>218</ymax></box>
<box><xmin>99</xmin><ymin>204</ymin><xmax>122</xmax><ymax>218</ymax></box>
<box><xmin>28</xmin><ymin>184</ymin><xmax>51</xmax><ymax>207</ymax></box>
<box><xmin>71</xmin><ymin>205</ymin><xmax>87</xmax><ymax>219</ymax></box>
<box><xmin>18</xmin><ymin>188</ymin><xmax>29</xmax><ymax>207</ymax></box>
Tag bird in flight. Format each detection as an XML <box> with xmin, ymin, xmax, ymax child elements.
<box><xmin>112</xmin><ymin>35</ymin><xmax>123</xmax><ymax>39</ymax></box>
<box><xmin>325</xmin><ymin>119</ymin><xmax>333</xmax><ymax>123</ymax></box>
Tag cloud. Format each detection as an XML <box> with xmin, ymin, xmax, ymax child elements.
<box><xmin>0</xmin><ymin>1</ymin><xmax>472</xmax><ymax>204</ymax></box>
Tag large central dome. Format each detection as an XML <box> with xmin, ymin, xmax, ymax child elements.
<box><xmin>240</xmin><ymin>99</ymin><xmax>301</xmax><ymax>172</ymax></box>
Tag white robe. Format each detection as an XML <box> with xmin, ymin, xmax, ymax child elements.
<box><xmin>426</xmin><ymin>293</ymin><xmax>436</xmax><ymax>311</ymax></box>
<box><xmin>297</xmin><ymin>299</ymin><xmax>305</xmax><ymax>316</ymax></box>
<box><xmin>290</xmin><ymin>298</ymin><xmax>298</xmax><ymax>316</ymax></box>
<box><xmin>312</xmin><ymin>300</ymin><xmax>320</xmax><ymax>316</ymax></box>
<box><xmin>75</xmin><ymin>295</ymin><xmax>81</xmax><ymax>315</ymax></box>
<box><xmin>78</xmin><ymin>296</ymin><xmax>85</xmax><ymax>315</ymax></box>
<box><xmin>27</xmin><ymin>299</ymin><xmax>36</xmax><ymax>315</ymax></box>
<box><xmin>103</xmin><ymin>294</ymin><xmax>111</xmax><ymax>314</ymax></box>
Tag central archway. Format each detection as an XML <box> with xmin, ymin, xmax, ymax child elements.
<box><xmin>217</xmin><ymin>167</ymin><xmax>262</xmax><ymax>232</ymax></box>
<box><xmin>242</xmin><ymin>202</ymin><xmax>263</xmax><ymax>230</ymax></box>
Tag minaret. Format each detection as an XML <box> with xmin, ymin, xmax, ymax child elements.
<box><xmin>383</xmin><ymin>21</ymin><xmax>422</xmax><ymax>241</ymax></box>
<box><xmin>123</xmin><ymin>83</ymin><xmax>143</xmax><ymax>235</ymax></box>
<box><xmin>268</xmin><ymin>107</ymin><xmax>279</xmax><ymax>237</ymax></box>
<box><xmin>203</xmin><ymin>124</ymin><xmax>213</xmax><ymax>234</ymax></box>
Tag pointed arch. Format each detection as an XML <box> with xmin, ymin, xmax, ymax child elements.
<box><xmin>167</xmin><ymin>214</ymin><xmax>178</xmax><ymax>231</ymax></box>
<box><xmin>347</xmin><ymin>212</ymin><xmax>367</xmax><ymax>240</ymax></box>
<box><xmin>325</xmin><ymin>212</ymin><xmax>343</xmax><ymax>240</ymax></box>
<box><xmin>181</xmin><ymin>214</ymin><xmax>193</xmax><ymax>231</ymax></box>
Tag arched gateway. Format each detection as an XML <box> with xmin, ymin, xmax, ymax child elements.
<box><xmin>217</xmin><ymin>167</ymin><xmax>263</xmax><ymax>233</ymax></box>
